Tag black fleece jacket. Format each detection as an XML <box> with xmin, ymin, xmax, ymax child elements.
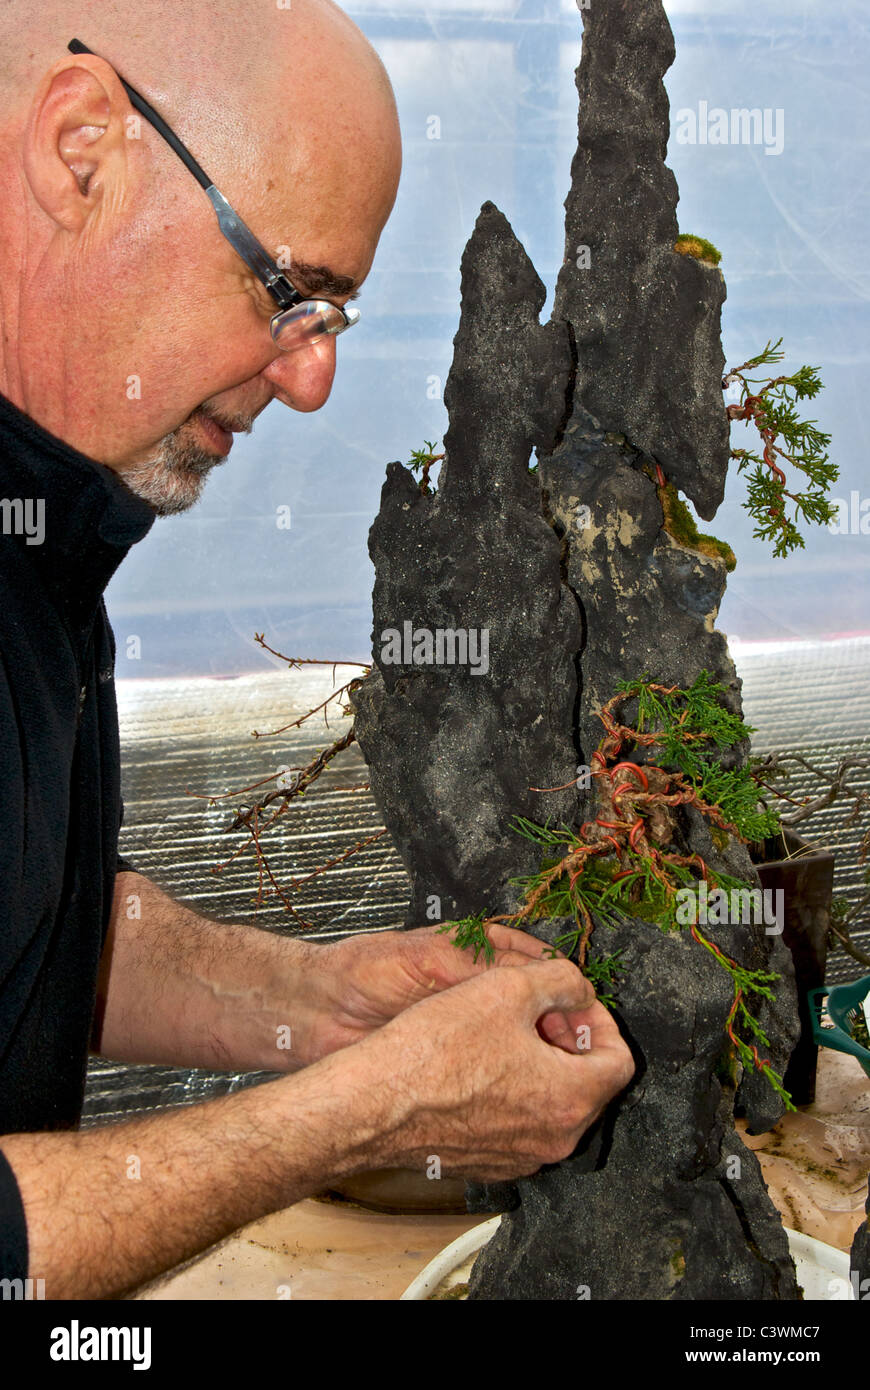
<box><xmin>0</xmin><ymin>391</ymin><xmax>154</xmax><ymax>1280</ymax></box>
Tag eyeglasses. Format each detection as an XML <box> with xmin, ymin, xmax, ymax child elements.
<box><xmin>67</xmin><ymin>39</ymin><xmax>360</xmax><ymax>352</ymax></box>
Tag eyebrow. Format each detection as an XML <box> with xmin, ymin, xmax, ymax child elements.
<box><xmin>290</xmin><ymin>259</ymin><xmax>361</xmax><ymax>300</ymax></box>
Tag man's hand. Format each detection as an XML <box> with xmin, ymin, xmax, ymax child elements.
<box><xmin>306</xmin><ymin>921</ymin><xmax>593</xmax><ymax>1060</ymax></box>
<box><xmin>1</xmin><ymin>954</ymin><xmax>633</xmax><ymax>1299</ymax></box>
<box><xmin>347</xmin><ymin>955</ymin><xmax>636</xmax><ymax>1181</ymax></box>
<box><xmin>98</xmin><ymin>874</ymin><xmax>620</xmax><ymax>1095</ymax></box>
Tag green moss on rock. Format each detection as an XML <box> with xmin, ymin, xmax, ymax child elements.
<box><xmin>674</xmin><ymin>233</ymin><xmax>722</xmax><ymax>266</ymax></box>
<box><xmin>659</xmin><ymin>480</ymin><xmax>736</xmax><ymax>571</ymax></box>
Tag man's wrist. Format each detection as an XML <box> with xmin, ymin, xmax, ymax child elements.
<box><xmin>284</xmin><ymin>1029</ymin><xmax>417</xmax><ymax>1179</ymax></box>
<box><xmin>259</xmin><ymin>936</ymin><xmax>339</xmax><ymax>1071</ymax></box>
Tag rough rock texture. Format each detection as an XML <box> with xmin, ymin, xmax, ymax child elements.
<box><xmin>352</xmin><ymin>205</ymin><xmax>581</xmax><ymax>927</ymax></box>
<box><xmin>469</xmin><ymin>914</ymin><xmax>798</xmax><ymax>1300</ymax></box>
<box><xmin>540</xmin><ymin>422</ymin><xmax>738</xmax><ymax>766</ymax></box>
<box><xmin>351</xmin><ymin>0</ymin><xmax>801</xmax><ymax>1299</ymax></box>
<box><xmin>538</xmin><ymin>418</ymin><xmax>798</xmax><ymax>1139</ymax></box>
<box><xmin>466</xmin><ymin>404</ymin><xmax>800</xmax><ymax>1294</ymax></box>
<box><xmin>555</xmin><ymin>0</ymin><xmax>731</xmax><ymax>520</ymax></box>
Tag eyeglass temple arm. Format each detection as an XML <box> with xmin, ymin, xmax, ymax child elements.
<box><xmin>68</xmin><ymin>38</ymin><xmax>213</xmax><ymax>190</ymax></box>
<box><xmin>67</xmin><ymin>39</ymin><xmax>301</xmax><ymax>310</ymax></box>
<box><xmin>203</xmin><ymin>189</ymin><xmax>301</xmax><ymax>308</ymax></box>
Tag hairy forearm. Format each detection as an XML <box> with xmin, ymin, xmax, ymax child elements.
<box><xmin>93</xmin><ymin>871</ymin><xmax>328</xmax><ymax>1073</ymax></box>
<box><xmin>1</xmin><ymin>1045</ymin><xmax>407</xmax><ymax>1300</ymax></box>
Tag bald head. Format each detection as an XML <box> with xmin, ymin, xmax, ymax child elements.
<box><xmin>0</xmin><ymin>0</ymin><xmax>398</xmax><ymax>199</ymax></box>
<box><xmin>0</xmin><ymin>0</ymin><xmax>401</xmax><ymax>510</ymax></box>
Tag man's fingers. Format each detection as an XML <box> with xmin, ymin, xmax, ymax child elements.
<box><xmin>490</xmin><ymin>949</ymin><xmax>554</xmax><ymax>970</ymax></box>
<box><xmin>485</xmin><ymin>933</ymin><xmax>606</xmax><ymax>1052</ymax></box>
<box><xmin>569</xmin><ymin>1035</ymin><xmax>637</xmax><ymax>1094</ymax></box>
<box><xmin>536</xmin><ymin>1009</ymin><xmax>579</xmax><ymax>1052</ymax></box>
<box><xmin>431</xmin><ymin>919</ymin><xmax>568</xmax><ymax>966</ymax></box>
<box><xmin>486</xmin><ymin>922</ymin><xmax>564</xmax><ymax>963</ymax></box>
<box><xmin>544</xmin><ymin>1011</ymin><xmax>637</xmax><ymax>1099</ymax></box>
<box><xmin>414</xmin><ymin>924</ymin><xmax>606</xmax><ymax>1039</ymax></box>
<box><xmin>502</xmin><ymin>956</ymin><xmax>597</xmax><ymax>1020</ymax></box>
<box><xmin>537</xmin><ymin>997</ymin><xmax>629</xmax><ymax>1055</ymax></box>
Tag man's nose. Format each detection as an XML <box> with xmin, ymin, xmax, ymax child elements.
<box><xmin>260</xmin><ymin>333</ymin><xmax>337</xmax><ymax>412</ymax></box>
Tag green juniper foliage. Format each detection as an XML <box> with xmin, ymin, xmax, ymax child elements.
<box><xmin>690</xmin><ymin>926</ymin><xmax>795</xmax><ymax>1109</ymax></box>
<box><xmin>571</xmin><ymin>948</ymin><xmax>624</xmax><ymax>1009</ymax></box>
<box><xmin>408</xmin><ymin>439</ymin><xmax>442</xmax><ymax>495</ymax></box>
<box><xmin>507</xmin><ymin>813</ymin><xmax>750</xmax><ymax>937</ymax></box>
<box><xmin>617</xmin><ymin>670</ymin><xmax>780</xmax><ymax>841</ymax></box>
<box><xmin>508</xmin><ymin>823</ymin><xmax>631</xmax><ymax>931</ymax></box>
<box><xmin>726</xmin><ymin>338</ymin><xmax>837</xmax><ymax>559</ymax></box>
<box><xmin>437</xmin><ymin>911</ymin><xmax>495</xmax><ymax>965</ymax></box>
<box><xmin>438</xmin><ymin>672</ymin><xmax>795</xmax><ymax>1108</ymax></box>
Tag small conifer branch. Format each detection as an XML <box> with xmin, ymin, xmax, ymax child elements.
<box><xmin>723</xmin><ymin>339</ymin><xmax>837</xmax><ymax>557</ymax></box>
<box><xmin>408</xmin><ymin>439</ymin><xmax>445</xmax><ymax>495</ymax></box>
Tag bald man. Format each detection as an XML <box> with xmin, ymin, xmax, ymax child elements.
<box><xmin>0</xmin><ymin>0</ymin><xmax>634</xmax><ymax>1299</ymax></box>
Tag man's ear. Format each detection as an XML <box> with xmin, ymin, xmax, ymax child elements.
<box><xmin>22</xmin><ymin>57</ymin><xmax>130</xmax><ymax>233</ymax></box>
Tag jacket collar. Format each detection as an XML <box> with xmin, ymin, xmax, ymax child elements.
<box><xmin>0</xmin><ymin>390</ymin><xmax>156</xmax><ymax>618</ymax></box>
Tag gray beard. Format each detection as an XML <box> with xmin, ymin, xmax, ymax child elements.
<box><xmin>120</xmin><ymin>418</ymin><xmax>226</xmax><ymax>516</ymax></box>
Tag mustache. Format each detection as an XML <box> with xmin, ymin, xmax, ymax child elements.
<box><xmin>197</xmin><ymin>402</ymin><xmax>259</xmax><ymax>435</ymax></box>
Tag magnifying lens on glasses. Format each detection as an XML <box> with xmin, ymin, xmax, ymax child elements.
<box><xmin>270</xmin><ymin>298</ymin><xmax>361</xmax><ymax>351</ymax></box>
